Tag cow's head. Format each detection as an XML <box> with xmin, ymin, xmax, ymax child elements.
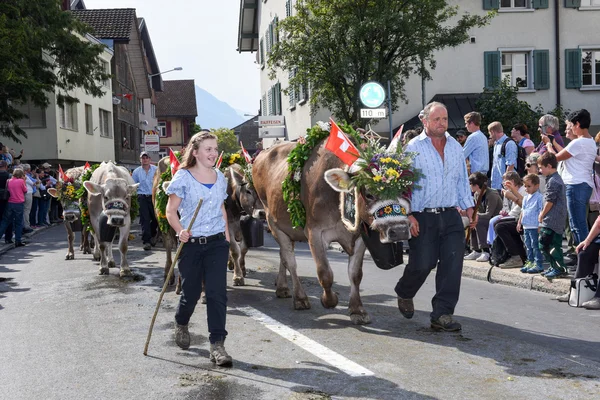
<box><xmin>48</xmin><ymin>182</ymin><xmax>81</xmax><ymax>223</ymax></box>
<box><xmin>84</xmin><ymin>178</ymin><xmax>139</xmax><ymax>227</ymax></box>
<box><xmin>324</xmin><ymin>168</ymin><xmax>411</xmax><ymax>243</ymax></box>
<box><xmin>229</xmin><ymin>165</ymin><xmax>265</xmax><ymax>219</ymax></box>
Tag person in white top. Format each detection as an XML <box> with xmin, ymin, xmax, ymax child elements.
<box><xmin>511</xmin><ymin>123</ymin><xmax>535</xmax><ymax>155</ymax></box>
<box><xmin>544</xmin><ymin>109</ymin><xmax>595</xmax><ymax>244</ymax></box>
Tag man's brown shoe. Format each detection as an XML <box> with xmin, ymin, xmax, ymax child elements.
<box><xmin>175</xmin><ymin>323</ymin><xmax>190</xmax><ymax>349</ymax></box>
<box><xmin>397</xmin><ymin>297</ymin><xmax>414</xmax><ymax>319</ymax></box>
<box><xmin>431</xmin><ymin>314</ymin><xmax>462</xmax><ymax>332</ymax></box>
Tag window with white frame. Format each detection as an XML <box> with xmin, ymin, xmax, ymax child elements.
<box><xmin>101</xmin><ymin>60</ymin><xmax>110</xmax><ymax>88</ymax></box>
<box><xmin>59</xmin><ymin>102</ymin><xmax>78</xmax><ymax>131</ymax></box>
<box><xmin>85</xmin><ymin>104</ymin><xmax>93</xmax><ymax>135</ymax></box>
<box><xmin>582</xmin><ymin>50</ymin><xmax>600</xmax><ymax>87</ymax></box>
<box><xmin>151</xmin><ymin>103</ymin><xmax>156</xmax><ymax>118</ymax></box>
<box><xmin>99</xmin><ymin>109</ymin><xmax>111</xmax><ymax>137</ymax></box>
<box><xmin>158</xmin><ymin>121</ymin><xmax>167</xmax><ymax>137</ymax></box>
<box><xmin>580</xmin><ymin>0</ymin><xmax>600</xmax><ymax>7</ymax></box>
<box><xmin>500</xmin><ymin>0</ymin><xmax>529</xmax><ymax>8</ymax></box>
<box><xmin>502</xmin><ymin>51</ymin><xmax>531</xmax><ymax>88</ymax></box>
<box><xmin>138</xmin><ymin>99</ymin><xmax>144</xmax><ymax>114</ymax></box>
<box><xmin>14</xmin><ymin>101</ymin><xmax>46</xmax><ymax>128</ymax></box>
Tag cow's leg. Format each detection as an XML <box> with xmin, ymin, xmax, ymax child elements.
<box><xmin>307</xmin><ymin>230</ymin><xmax>338</xmax><ymax>309</ymax></box>
<box><xmin>270</xmin><ymin>223</ymin><xmax>309</xmax><ymax>309</ymax></box>
<box><xmin>345</xmin><ymin>237</ymin><xmax>370</xmax><ymax>325</ymax></box>
<box><xmin>64</xmin><ymin>222</ymin><xmax>75</xmax><ymax>260</ymax></box>
<box><xmin>106</xmin><ymin>237</ymin><xmax>116</xmax><ymax>269</ymax></box>
<box><xmin>81</xmin><ymin>224</ymin><xmax>92</xmax><ymax>254</ymax></box>
<box><xmin>240</xmin><ymin>238</ymin><xmax>249</xmax><ymax>277</ymax></box>
<box><xmin>91</xmin><ymin>231</ymin><xmax>101</xmax><ymax>261</ymax></box>
<box><xmin>118</xmin><ymin>224</ymin><xmax>132</xmax><ymax>277</ymax></box>
<box><xmin>98</xmin><ymin>241</ymin><xmax>109</xmax><ymax>275</ymax></box>
<box><xmin>228</xmin><ymin>236</ymin><xmax>244</xmax><ymax>286</ymax></box>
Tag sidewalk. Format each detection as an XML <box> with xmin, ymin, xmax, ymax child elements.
<box><xmin>0</xmin><ymin>223</ymin><xmax>57</xmax><ymax>257</ymax></box>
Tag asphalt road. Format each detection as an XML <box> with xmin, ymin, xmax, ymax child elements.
<box><xmin>1</xmin><ymin>225</ymin><xmax>599</xmax><ymax>400</ymax></box>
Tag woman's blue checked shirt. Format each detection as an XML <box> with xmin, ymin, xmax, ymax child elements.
<box><xmin>165</xmin><ymin>168</ymin><xmax>228</xmax><ymax>237</ymax></box>
<box><xmin>405</xmin><ymin>131</ymin><xmax>474</xmax><ymax>212</ymax></box>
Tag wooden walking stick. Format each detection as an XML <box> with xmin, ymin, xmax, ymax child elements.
<box><xmin>143</xmin><ymin>198</ymin><xmax>203</xmax><ymax>356</ymax></box>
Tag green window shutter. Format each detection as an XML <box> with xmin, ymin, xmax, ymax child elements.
<box><xmin>274</xmin><ymin>16</ymin><xmax>279</xmax><ymax>44</ymax></box>
<box><xmin>533</xmin><ymin>50</ymin><xmax>550</xmax><ymax>90</ymax></box>
<box><xmin>276</xmin><ymin>83</ymin><xmax>282</xmax><ymax>115</ymax></box>
<box><xmin>286</xmin><ymin>0</ymin><xmax>291</xmax><ymax>17</ymax></box>
<box><xmin>565</xmin><ymin>48</ymin><xmax>582</xmax><ymax>89</ymax></box>
<box><xmin>483</xmin><ymin>0</ymin><xmax>499</xmax><ymax>9</ymax></box>
<box><xmin>268</xmin><ymin>88</ymin><xmax>273</xmax><ymax>115</ymax></box>
<box><xmin>261</xmin><ymin>94</ymin><xmax>267</xmax><ymax>116</ymax></box>
<box><xmin>259</xmin><ymin>38</ymin><xmax>264</xmax><ymax>65</ymax></box>
<box><xmin>288</xmin><ymin>70</ymin><xmax>296</xmax><ymax>108</ymax></box>
<box><xmin>532</xmin><ymin>0</ymin><xmax>549</xmax><ymax>8</ymax></box>
<box><xmin>564</xmin><ymin>0</ymin><xmax>581</xmax><ymax>8</ymax></box>
<box><xmin>484</xmin><ymin>51</ymin><xmax>501</xmax><ymax>89</ymax></box>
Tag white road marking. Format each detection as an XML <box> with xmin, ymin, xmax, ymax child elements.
<box><xmin>236</xmin><ymin>306</ymin><xmax>374</xmax><ymax>377</ymax></box>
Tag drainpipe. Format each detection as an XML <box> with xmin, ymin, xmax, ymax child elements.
<box><xmin>555</xmin><ymin>0</ymin><xmax>561</xmax><ymax>107</ymax></box>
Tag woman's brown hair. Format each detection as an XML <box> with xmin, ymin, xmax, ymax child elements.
<box><xmin>179</xmin><ymin>131</ymin><xmax>218</xmax><ymax>170</ymax></box>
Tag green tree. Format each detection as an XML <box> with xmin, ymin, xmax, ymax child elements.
<box><xmin>191</xmin><ymin>122</ymin><xmax>202</xmax><ymax>134</ymax></box>
<box><xmin>269</xmin><ymin>0</ymin><xmax>493</xmax><ymax>125</ymax></box>
<box><xmin>0</xmin><ymin>0</ymin><xmax>111</xmax><ymax>142</ymax></box>
<box><xmin>211</xmin><ymin>128</ymin><xmax>239</xmax><ymax>154</ymax></box>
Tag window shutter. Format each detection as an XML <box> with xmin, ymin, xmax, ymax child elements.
<box><xmin>288</xmin><ymin>70</ymin><xmax>296</xmax><ymax>108</ymax></box>
<box><xmin>259</xmin><ymin>38</ymin><xmax>264</xmax><ymax>65</ymax></box>
<box><xmin>484</xmin><ymin>51</ymin><xmax>501</xmax><ymax>89</ymax></box>
<box><xmin>274</xmin><ymin>16</ymin><xmax>279</xmax><ymax>44</ymax></box>
<box><xmin>166</xmin><ymin>121</ymin><xmax>172</xmax><ymax>137</ymax></box>
<box><xmin>532</xmin><ymin>0</ymin><xmax>549</xmax><ymax>8</ymax></box>
<box><xmin>267</xmin><ymin>88</ymin><xmax>273</xmax><ymax>116</ymax></box>
<box><xmin>565</xmin><ymin>48</ymin><xmax>582</xmax><ymax>89</ymax></box>
<box><xmin>275</xmin><ymin>83</ymin><xmax>282</xmax><ymax>115</ymax></box>
<box><xmin>286</xmin><ymin>0</ymin><xmax>291</xmax><ymax>17</ymax></box>
<box><xmin>564</xmin><ymin>0</ymin><xmax>581</xmax><ymax>8</ymax></box>
<box><xmin>482</xmin><ymin>0</ymin><xmax>499</xmax><ymax>9</ymax></box>
<box><xmin>533</xmin><ymin>50</ymin><xmax>550</xmax><ymax>90</ymax></box>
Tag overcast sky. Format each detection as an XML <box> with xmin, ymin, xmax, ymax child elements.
<box><xmin>84</xmin><ymin>0</ymin><xmax>261</xmax><ymax>114</ymax></box>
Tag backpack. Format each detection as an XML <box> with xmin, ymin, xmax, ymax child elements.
<box><xmin>501</xmin><ymin>139</ymin><xmax>527</xmax><ymax>177</ymax></box>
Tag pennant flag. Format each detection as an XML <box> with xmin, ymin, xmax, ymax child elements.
<box><xmin>84</xmin><ymin>161</ymin><xmax>91</xmax><ymax>170</ymax></box>
<box><xmin>387</xmin><ymin>124</ymin><xmax>404</xmax><ymax>153</ymax></box>
<box><xmin>240</xmin><ymin>141</ymin><xmax>252</xmax><ymax>164</ymax></box>
<box><xmin>58</xmin><ymin>164</ymin><xmax>69</xmax><ymax>182</ymax></box>
<box><xmin>215</xmin><ymin>151</ymin><xmax>224</xmax><ymax>169</ymax></box>
<box><xmin>324</xmin><ymin>118</ymin><xmax>360</xmax><ymax>166</ymax></box>
<box><xmin>169</xmin><ymin>148</ymin><xmax>180</xmax><ymax>176</ymax></box>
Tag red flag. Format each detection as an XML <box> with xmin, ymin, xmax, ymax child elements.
<box><xmin>387</xmin><ymin>124</ymin><xmax>404</xmax><ymax>153</ymax></box>
<box><xmin>58</xmin><ymin>164</ymin><xmax>69</xmax><ymax>182</ymax></box>
<box><xmin>215</xmin><ymin>151</ymin><xmax>224</xmax><ymax>169</ymax></box>
<box><xmin>240</xmin><ymin>141</ymin><xmax>252</xmax><ymax>164</ymax></box>
<box><xmin>393</xmin><ymin>124</ymin><xmax>404</xmax><ymax>141</ymax></box>
<box><xmin>324</xmin><ymin>118</ymin><xmax>360</xmax><ymax>166</ymax></box>
<box><xmin>122</xmin><ymin>93</ymin><xmax>133</xmax><ymax>101</ymax></box>
<box><xmin>169</xmin><ymin>148</ymin><xmax>180</xmax><ymax>176</ymax></box>
<box><xmin>84</xmin><ymin>162</ymin><xmax>91</xmax><ymax>170</ymax></box>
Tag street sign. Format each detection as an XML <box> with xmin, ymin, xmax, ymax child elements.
<box><xmin>360</xmin><ymin>108</ymin><xmax>387</xmax><ymax>119</ymax></box>
<box><xmin>359</xmin><ymin>82</ymin><xmax>386</xmax><ymax>108</ymax></box>
<box><xmin>259</xmin><ymin>126</ymin><xmax>286</xmax><ymax>138</ymax></box>
<box><xmin>144</xmin><ymin>134</ymin><xmax>160</xmax><ymax>152</ymax></box>
<box><xmin>259</xmin><ymin>116</ymin><xmax>285</xmax><ymax>127</ymax></box>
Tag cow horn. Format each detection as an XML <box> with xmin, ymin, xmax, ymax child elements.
<box><xmin>348</xmin><ymin>158</ymin><xmax>365</xmax><ymax>174</ymax></box>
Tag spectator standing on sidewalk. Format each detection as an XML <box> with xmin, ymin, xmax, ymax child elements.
<box><xmin>21</xmin><ymin>164</ymin><xmax>34</xmax><ymax>234</ymax></box>
<box><xmin>535</xmin><ymin>115</ymin><xmax>565</xmax><ymax>155</ymax></box>
<box><xmin>490</xmin><ymin>122</ymin><xmax>517</xmax><ymax>191</ymax></box>
<box><xmin>518</xmin><ymin>174</ymin><xmax>545</xmax><ymax>274</ymax></box>
<box><xmin>463</xmin><ymin>112</ymin><xmax>489</xmax><ymax>175</ymax></box>
<box><xmin>132</xmin><ymin>151</ymin><xmax>158</xmax><ymax>251</ymax></box>
<box><xmin>537</xmin><ymin>152</ymin><xmax>568</xmax><ymax>279</ymax></box>
<box><xmin>0</xmin><ymin>168</ymin><xmax>28</xmax><ymax>247</ymax></box>
<box><xmin>36</xmin><ymin>169</ymin><xmax>51</xmax><ymax>226</ymax></box>
<box><xmin>0</xmin><ymin>161</ymin><xmax>14</xmax><ymax>243</ymax></box>
<box><xmin>29</xmin><ymin>167</ymin><xmax>41</xmax><ymax>228</ymax></box>
<box><xmin>511</xmin><ymin>124</ymin><xmax>535</xmax><ymax>155</ymax></box>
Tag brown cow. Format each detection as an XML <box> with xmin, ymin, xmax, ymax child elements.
<box><xmin>252</xmin><ymin>140</ymin><xmax>411</xmax><ymax>325</ymax></box>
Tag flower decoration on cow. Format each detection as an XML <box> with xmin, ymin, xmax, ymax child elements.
<box><xmin>54</xmin><ymin>179</ymin><xmax>80</xmax><ymax>203</ymax></box>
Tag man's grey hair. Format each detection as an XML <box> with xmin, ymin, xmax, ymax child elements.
<box><xmin>21</xmin><ymin>163</ymin><xmax>31</xmax><ymax>171</ymax></box>
<box><xmin>422</xmin><ymin>101</ymin><xmax>447</xmax><ymax>121</ymax></box>
<box><xmin>539</xmin><ymin>114</ymin><xmax>559</xmax><ymax>131</ymax></box>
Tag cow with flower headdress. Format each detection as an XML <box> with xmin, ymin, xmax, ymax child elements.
<box><xmin>47</xmin><ymin>166</ymin><xmax>93</xmax><ymax>260</ymax></box>
<box><xmin>252</xmin><ymin>121</ymin><xmax>419</xmax><ymax>325</ymax></box>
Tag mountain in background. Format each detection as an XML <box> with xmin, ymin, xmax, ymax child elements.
<box><xmin>195</xmin><ymin>86</ymin><xmax>245</xmax><ymax>130</ymax></box>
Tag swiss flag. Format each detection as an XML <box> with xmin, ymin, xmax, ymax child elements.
<box><xmin>58</xmin><ymin>164</ymin><xmax>69</xmax><ymax>182</ymax></box>
<box><xmin>240</xmin><ymin>141</ymin><xmax>252</xmax><ymax>164</ymax></box>
<box><xmin>122</xmin><ymin>93</ymin><xmax>133</xmax><ymax>101</ymax></box>
<box><xmin>84</xmin><ymin>162</ymin><xmax>91</xmax><ymax>170</ymax></box>
<box><xmin>215</xmin><ymin>151</ymin><xmax>224</xmax><ymax>169</ymax></box>
<box><xmin>325</xmin><ymin>118</ymin><xmax>360</xmax><ymax>166</ymax></box>
<box><xmin>169</xmin><ymin>148</ymin><xmax>180</xmax><ymax>176</ymax></box>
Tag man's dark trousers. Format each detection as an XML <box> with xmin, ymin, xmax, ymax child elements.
<box><xmin>138</xmin><ymin>195</ymin><xmax>157</xmax><ymax>244</ymax></box>
<box><xmin>395</xmin><ymin>209</ymin><xmax>465</xmax><ymax>320</ymax></box>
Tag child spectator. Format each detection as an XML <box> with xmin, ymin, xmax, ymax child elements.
<box><xmin>0</xmin><ymin>168</ymin><xmax>28</xmax><ymax>246</ymax></box>
<box><xmin>525</xmin><ymin>153</ymin><xmax>545</xmax><ymax>193</ymax></box>
<box><xmin>518</xmin><ymin>174</ymin><xmax>544</xmax><ymax>273</ymax></box>
<box><xmin>537</xmin><ymin>152</ymin><xmax>567</xmax><ymax>279</ymax></box>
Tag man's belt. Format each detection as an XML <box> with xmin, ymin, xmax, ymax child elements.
<box><xmin>138</xmin><ymin>194</ymin><xmax>152</xmax><ymax>197</ymax></box>
<box><xmin>417</xmin><ymin>207</ymin><xmax>455</xmax><ymax>214</ymax></box>
<box><xmin>186</xmin><ymin>232</ymin><xmax>226</xmax><ymax>244</ymax></box>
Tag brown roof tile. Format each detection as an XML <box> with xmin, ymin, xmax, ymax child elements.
<box><xmin>71</xmin><ymin>9</ymin><xmax>136</xmax><ymax>40</ymax></box>
<box><xmin>156</xmin><ymin>80</ymin><xmax>198</xmax><ymax>118</ymax></box>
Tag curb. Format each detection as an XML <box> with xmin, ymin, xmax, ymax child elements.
<box><xmin>0</xmin><ymin>224</ymin><xmax>57</xmax><ymax>257</ymax></box>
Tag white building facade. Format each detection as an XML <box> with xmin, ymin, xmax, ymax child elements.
<box><xmin>238</xmin><ymin>0</ymin><xmax>600</xmax><ymax>143</ymax></box>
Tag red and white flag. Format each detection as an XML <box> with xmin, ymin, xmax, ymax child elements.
<box><xmin>58</xmin><ymin>164</ymin><xmax>69</xmax><ymax>182</ymax></box>
<box><xmin>387</xmin><ymin>124</ymin><xmax>404</xmax><ymax>153</ymax></box>
<box><xmin>169</xmin><ymin>148</ymin><xmax>180</xmax><ymax>176</ymax></box>
<box><xmin>215</xmin><ymin>151</ymin><xmax>224</xmax><ymax>169</ymax></box>
<box><xmin>240</xmin><ymin>141</ymin><xmax>252</xmax><ymax>164</ymax></box>
<box><xmin>324</xmin><ymin>118</ymin><xmax>360</xmax><ymax>166</ymax></box>
<box><xmin>84</xmin><ymin>161</ymin><xmax>91</xmax><ymax>170</ymax></box>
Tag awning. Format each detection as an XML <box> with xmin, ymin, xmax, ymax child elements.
<box><xmin>237</xmin><ymin>0</ymin><xmax>259</xmax><ymax>52</ymax></box>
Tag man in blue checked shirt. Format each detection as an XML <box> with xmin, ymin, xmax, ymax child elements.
<box><xmin>395</xmin><ymin>102</ymin><xmax>475</xmax><ymax>332</ymax></box>
<box><xmin>462</xmin><ymin>112</ymin><xmax>489</xmax><ymax>175</ymax></box>
<box><xmin>489</xmin><ymin>121</ymin><xmax>517</xmax><ymax>190</ymax></box>
<box><xmin>132</xmin><ymin>151</ymin><xmax>158</xmax><ymax>251</ymax></box>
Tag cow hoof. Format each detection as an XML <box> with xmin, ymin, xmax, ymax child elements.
<box><xmin>350</xmin><ymin>313</ymin><xmax>372</xmax><ymax>325</ymax></box>
<box><xmin>108</xmin><ymin>260</ymin><xmax>116</xmax><ymax>269</ymax></box>
<box><xmin>119</xmin><ymin>269</ymin><xmax>132</xmax><ymax>278</ymax></box>
<box><xmin>293</xmin><ymin>297</ymin><xmax>311</xmax><ymax>310</ymax></box>
<box><xmin>93</xmin><ymin>254</ymin><xmax>101</xmax><ymax>262</ymax></box>
<box><xmin>320</xmin><ymin>292</ymin><xmax>339</xmax><ymax>309</ymax></box>
<box><xmin>99</xmin><ymin>267</ymin><xmax>109</xmax><ymax>275</ymax></box>
<box><xmin>65</xmin><ymin>254</ymin><xmax>74</xmax><ymax>260</ymax></box>
<box><xmin>175</xmin><ymin>286</ymin><xmax>182</xmax><ymax>295</ymax></box>
<box><xmin>200</xmin><ymin>293</ymin><xmax>207</xmax><ymax>304</ymax></box>
<box><xmin>83</xmin><ymin>248</ymin><xmax>92</xmax><ymax>255</ymax></box>
<box><xmin>165</xmin><ymin>275</ymin><xmax>175</xmax><ymax>287</ymax></box>
<box><xmin>276</xmin><ymin>287</ymin><xmax>291</xmax><ymax>298</ymax></box>
<box><xmin>232</xmin><ymin>276</ymin><xmax>245</xmax><ymax>286</ymax></box>
<box><xmin>227</xmin><ymin>260</ymin><xmax>234</xmax><ymax>271</ymax></box>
